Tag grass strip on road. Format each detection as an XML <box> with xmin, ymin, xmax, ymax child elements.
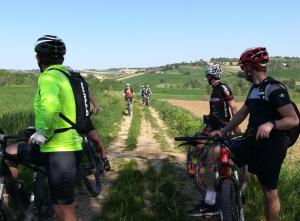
<box><xmin>143</xmin><ymin>107</ymin><xmax>169</xmax><ymax>150</ymax></box>
<box><xmin>98</xmin><ymin>160</ymin><xmax>155</xmax><ymax>221</ymax></box>
<box><xmin>125</xmin><ymin>101</ymin><xmax>142</xmax><ymax>150</ymax></box>
<box><xmin>145</xmin><ymin>159</ymin><xmax>192</xmax><ymax>221</ymax></box>
<box><xmin>98</xmin><ymin>159</ymin><xmax>191</xmax><ymax>221</ymax></box>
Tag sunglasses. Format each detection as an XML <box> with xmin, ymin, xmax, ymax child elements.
<box><xmin>240</xmin><ymin>62</ymin><xmax>252</xmax><ymax>70</ymax></box>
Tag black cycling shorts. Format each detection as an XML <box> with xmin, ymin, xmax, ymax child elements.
<box><xmin>227</xmin><ymin>134</ymin><xmax>288</xmax><ymax>189</ymax></box>
<box><xmin>16</xmin><ymin>144</ymin><xmax>82</xmax><ymax>205</ymax></box>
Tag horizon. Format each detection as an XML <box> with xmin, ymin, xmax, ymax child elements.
<box><xmin>2</xmin><ymin>55</ymin><xmax>300</xmax><ymax>71</ymax></box>
<box><xmin>1</xmin><ymin>0</ymin><xmax>300</xmax><ymax>69</ymax></box>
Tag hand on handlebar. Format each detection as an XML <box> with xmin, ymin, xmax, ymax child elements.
<box><xmin>29</xmin><ymin>132</ymin><xmax>47</xmax><ymax>145</ymax></box>
<box><xmin>209</xmin><ymin>130</ymin><xmax>224</xmax><ymax>137</ymax></box>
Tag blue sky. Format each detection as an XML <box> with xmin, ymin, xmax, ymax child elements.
<box><xmin>1</xmin><ymin>0</ymin><xmax>299</xmax><ymax>69</ymax></box>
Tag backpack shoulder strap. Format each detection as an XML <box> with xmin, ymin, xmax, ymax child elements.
<box><xmin>47</xmin><ymin>68</ymin><xmax>71</xmax><ymax>79</ymax></box>
<box><xmin>258</xmin><ymin>78</ymin><xmax>287</xmax><ymax>101</ymax></box>
<box><xmin>47</xmin><ymin>68</ymin><xmax>77</xmax><ymax>134</ymax></box>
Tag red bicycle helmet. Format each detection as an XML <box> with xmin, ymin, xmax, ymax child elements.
<box><xmin>239</xmin><ymin>47</ymin><xmax>269</xmax><ymax>68</ymax></box>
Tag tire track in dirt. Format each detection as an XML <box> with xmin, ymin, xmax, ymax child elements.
<box><xmin>75</xmin><ymin>115</ymin><xmax>133</xmax><ymax>221</ymax></box>
<box><xmin>149</xmin><ymin>107</ymin><xmax>201</xmax><ymax>210</ymax></box>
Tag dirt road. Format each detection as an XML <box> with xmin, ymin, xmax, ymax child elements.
<box><xmin>75</xmin><ymin>106</ymin><xmax>201</xmax><ymax>220</ymax></box>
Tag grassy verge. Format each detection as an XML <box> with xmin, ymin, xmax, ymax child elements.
<box><xmin>143</xmin><ymin>107</ymin><xmax>169</xmax><ymax>150</ymax></box>
<box><xmin>98</xmin><ymin>159</ymin><xmax>191</xmax><ymax>221</ymax></box>
<box><xmin>244</xmin><ymin>161</ymin><xmax>300</xmax><ymax>221</ymax></box>
<box><xmin>125</xmin><ymin>101</ymin><xmax>142</xmax><ymax>150</ymax></box>
<box><xmin>0</xmin><ymin>111</ymin><xmax>34</xmax><ymax>134</ymax></box>
<box><xmin>92</xmin><ymin>92</ymin><xmax>124</xmax><ymax>147</ymax></box>
<box><xmin>151</xmin><ymin>99</ymin><xmax>202</xmax><ymax>136</ymax></box>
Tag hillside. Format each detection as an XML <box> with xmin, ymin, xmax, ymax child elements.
<box><xmin>118</xmin><ymin>58</ymin><xmax>300</xmax><ymax>101</ymax></box>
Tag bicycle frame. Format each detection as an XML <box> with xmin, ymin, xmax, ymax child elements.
<box><xmin>213</xmin><ymin>144</ymin><xmax>240</xmax><ymax>191</ymax></box>
<box><xmin>175</xmin><ymin>133</ymin><xmax>252</xmax><ymax>221</ymax></box>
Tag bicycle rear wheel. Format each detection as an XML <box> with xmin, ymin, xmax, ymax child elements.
<box><xmin>80</xmin><ymin>139</ymin><xmax>101</xmax><ymax>196</ymax></box>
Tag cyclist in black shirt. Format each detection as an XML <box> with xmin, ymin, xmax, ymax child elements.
<box><xmin>187</xmin><ymin>64</ymin><xmax>241</xmax><ymax>217</ymax></box>
<box><xmin>207</xmin><ymin>47</ymin><xmax>299</xmax><ymax>221</ymax></box>
<box><xmin>188</xmin><ymin>64</ymin><xmax>241</xmax><ymax>176</ymax></box>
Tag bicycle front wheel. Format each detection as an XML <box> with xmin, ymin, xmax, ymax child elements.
<box><xmin>218</xmin><ymin>179</ymin><xmax>244</xmax><ymax>221</ymax></box>
<box><xmin>31</xmin><ymin>172</ymin><xmax>52</xmax><ymax>220</ymax></box>
<box><xmin>80</xmin><ymin>140</ymin><xmax>101</xmax><ymax>197</ymax></box>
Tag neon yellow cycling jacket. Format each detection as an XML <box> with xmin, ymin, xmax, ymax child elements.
<box><xmin>34</xmin><ymin>64</ymin><xmax>82</xmax><ymax>152</ymax></box>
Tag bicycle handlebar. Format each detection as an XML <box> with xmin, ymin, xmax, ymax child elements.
<box><xmin>0</xmin><ymin>134</ymin><xmax>27</xmax><ymax>143</ymax></box>
<box><xmin>175</xmin><ymin>131</ymin><xmax>254</xmax><ymax>143</ymax></box>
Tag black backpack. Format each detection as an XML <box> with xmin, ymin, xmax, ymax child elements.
<box><xmin>258</xmin><ymin>78</ymin><xmax>300</xmax><ymax>147</ymax></box>
<box><xmin>48</xmin><ymin>68</ymin><xmax>91</xmax><ymax>134</ymax></box>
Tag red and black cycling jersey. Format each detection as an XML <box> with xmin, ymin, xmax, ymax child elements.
<box><xmin>209</xmin><ymin>82</ymin><xmax>233</xmax><ymax>123</ymax></box>
<box><xmin>245</xmin><ymin>77</ymin><xmax>291</xmax><ymax>131</ymax></box>
<box><xmin>124</xmin><ymin>88</ymin><xmax>134</xmax><ymax>97</ymax></box>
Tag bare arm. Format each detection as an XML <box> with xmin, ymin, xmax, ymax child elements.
<box><xmin>228</xmin><ymin>99</ymin><xmax>242</xmax><ymax>134</ymax></box>
<box><xmin>274</xmin><ymin>104</ymin><xmax>299</xmax><ymax>129</ymax></box>
<box><xmin>221</xmin><ymin>105</ymin><xmax>249</xmax><ymax>135</ymax></box>
<box><xmin>89</xmin><ymin>94</ymin><xmax>100</xmax><ymax>115</ymax></box>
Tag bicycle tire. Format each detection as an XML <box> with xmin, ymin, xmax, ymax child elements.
<box><xmin>127</xmin><ymin>101</ymin><xmax>132</xmax><ymax>116</ymax></box>
<box><xmin>218</xmin><ymin>179</ymin><xmax>243</xmax><ymax>221</ymax></box>
<box><xmin>2</xmin><ymin>179</ymin><xmax>30</xmax><ymax>221</ymax></box>
<box><xmin>87</xmin><ymin>138</ymin><xmax>105</xmax><ymax>173</ymax></box>
<box><xmin>80</xmin><ymin>140</ymin><xmax>101</xmax><ymax>197</ymax></box>
<box><xmin>23</xmin><ymin>205</ymin><xmax>38</xmax><ymax>221</ymax></box>
<box><xmin>31</xmin><ymin>172</ymin><xmax>52</xmax><ymax>219</ymax></box>
<box><xmin>195</xmin><ymin>160</ymin><xmax>207</xmax><ymax>193</ymax></box>
<box><xmin>186</xmin><ymin>145</ymin><xmax>193</xmax><ymax>172</ymax></box>
<box><xmin>0</xmin><ymin>207</ymin><xmax>7</xmax><ymax>221</ymax></box>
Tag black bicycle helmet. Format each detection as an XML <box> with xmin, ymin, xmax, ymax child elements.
<box><xmin>34</xmin><ymin>35</ymin><xmax>66</xmax><ymax>56</ymax></box>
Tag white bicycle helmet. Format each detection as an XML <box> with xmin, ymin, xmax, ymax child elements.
<box><xmin>206</xmin><ymin>64</ymin><xmax>222</xmax><ymax>79</ymax></box>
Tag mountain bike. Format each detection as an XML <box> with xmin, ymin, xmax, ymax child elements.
<box><xmin>175</xmin><ymin>133</ymin><xmax>253</xmax><ymax>221</ymax></box>
<box><xmin>0</xmin><ymin>129</ymin><xmax>52</xmax><ymax>221</ymax></box>
<box><xmin>143</xmin><ymin>94</ymin><xmax>150</xmax><ymax>107</ymax></box>
<box><xmin>125</xmin><ymin>97</ymin><xmax>133</xmax><ymax>116</ymax></box>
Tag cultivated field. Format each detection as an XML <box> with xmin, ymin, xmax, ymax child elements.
<box><xmin>165</xmin><ymin>99</ymin><xmax>247</xmax><ymax>130</ymax></box>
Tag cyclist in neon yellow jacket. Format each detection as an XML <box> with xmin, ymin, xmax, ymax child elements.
<box><xmin>34</xmin><ymin>64</ymin><xmax>82</xmax><ymax>152</ymax></box>
<box><xmin>6</xmin><ymin>35</ymin><xmax>81</xmax><ymax>221</ymax></box>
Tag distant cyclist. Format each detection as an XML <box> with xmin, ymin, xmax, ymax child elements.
<box><xmin>144</xmin><ymin>85</ymin><xmax>152</xmax><ymax>97</ymax></box>
<box><xmin>187</xmin><ymin>64</ymin><xmax>241</xmax><ymax>217</ymax></box>
<box><xmin>123</xmin><ymin>83</ymin><xmax>135</xmax><ymax>101</ymax></box>
<box><xmin>143</xmin><ymin>85</ymin><xmax>152</xmax><ymax>105</ymax></box>
<box><xmin>123</xmin><ymin>83</ymin><xmax>135</xmax><ymax>114</ymax></box>
<box><xmin>140</xmin><ymin>85</ymin><xmax>145</xmax><ymax>102</ymax></box>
